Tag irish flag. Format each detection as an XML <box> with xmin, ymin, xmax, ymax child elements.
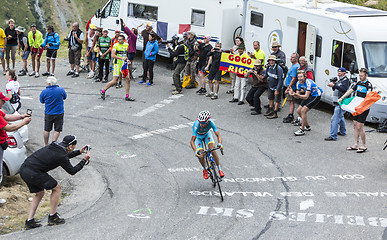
<box><xmin>340</xmin><ymin>91</ymin><xmax>381</xmax><ymax>116</ymax></box>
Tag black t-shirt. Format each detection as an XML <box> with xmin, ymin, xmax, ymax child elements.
<box><xmin>207</xmin><ymin>50</ymin><xmax>222</xmax><ymax>71</ymax></box>
<box><xmin>198</xmin><ymin>43</ymin><xmax>212</xmax><ymax>67</ymax></box>
<box><xmin>352</xmin><ymin>80</ymin><xmax>373</xmax><ymax>98</ymax></box>
<box><xmin>5</xmin><ymin>27</ymin><xmax>18</xmax><ymax>46</ymax></box>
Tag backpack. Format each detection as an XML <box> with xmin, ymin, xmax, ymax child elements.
<box><xmin>377</xmin><ymin>119</ymin><xmax>387</xmax><ymax>133</ymax></box>
<box><xmin>279</xmin><ymin>63</ymin><xmax>288</xmax><ymax>79</ymax></box>
<box><xmin>10</xmin><ymin>93</ymin><xmax>20</xmax><ymax>104</ymax></box>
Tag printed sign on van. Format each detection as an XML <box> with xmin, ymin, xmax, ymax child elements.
<box><xmin>219</xmin><ymin>53</ymin><xmax>254</xmax><ymax>75</ymax></box>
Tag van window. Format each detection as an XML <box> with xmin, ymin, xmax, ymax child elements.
<box><xmin>102</xmin><ymin>0</ymin><xmax>120</xmax><ymax>18</ymax></box>
<box><xmin>331</xmin><ymin>40</ymin><xmax>358</xmax><ymax>73</ymax></box>
<box><xmin>363</xmin><ymin>42</ymin><xmax>387</xmax><ymax>77</ymax></box>
<box><xmin>128</xmin><ymin>3</ymin><xmax>158</xmax><ymax>21</ymax></box>
<box><xmin>316</xmin><ymin>35</ymin><xmax>322</xmax><ymax>58</ymax></box>
<box><xmin>191</xmin><ymin>9</ymin><xmax>205</xmax><ymax>27</ymax></box>
<box><xmin>250</xmin><ymin>11</ymin><xmax>263</xmax><ymax>28</ymax></box>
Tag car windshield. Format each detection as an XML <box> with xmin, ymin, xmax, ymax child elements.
<box><xmin>1</xmin><ymin>101</ymin><xmax>15</xmax><ymax>114</ymax></box>
<box><xmin>362</xmin><ymin>42</ymin><xmax>387</xmax><ymax>78</ymax></box>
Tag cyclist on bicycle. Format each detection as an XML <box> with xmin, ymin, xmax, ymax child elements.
<box><xmin>190</xmin><ymin>110</ymin><xmax>224</xmax><ymax>179</ymax></box>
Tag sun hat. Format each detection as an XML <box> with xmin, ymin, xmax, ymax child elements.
<box><xmin>267</xmin><ymin>55</ymin><xmax>278</xmax><ymax>61</ymax></box>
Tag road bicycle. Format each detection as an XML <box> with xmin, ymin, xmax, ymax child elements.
<box><xmin>199</xmin><ymin>145</ymin><xmax>224</xmax><ymax>201</ymax></box>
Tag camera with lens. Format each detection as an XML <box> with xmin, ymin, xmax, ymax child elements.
<box><xmin>329</xmin><ymin>77</ymin><xmax>338</xmax><ymax>82</ymax></box>
<box><xmin>161</xmin><ymin>40</ymin><xmax>174</xmax><ymax>44</ymax></box>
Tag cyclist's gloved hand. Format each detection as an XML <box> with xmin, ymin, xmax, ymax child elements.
<box><xmin>217</xmin><ymin>144</ymin><xmax>224</xmax><ymax>150</ymax></box>
<box><xmin>195</xmin><ymin>150</ymin><xmax>201</xmax><ymax>157</ymax></box>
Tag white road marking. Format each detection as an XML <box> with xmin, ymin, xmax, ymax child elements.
<box><xmin>20</xmin><ymin>96</ymin><xmax>33</xmax><ymax>100</ymax></box>
<box><xmin>73</xmin><ymin>105</ymin><xmax>104</xmax><ymax>117</ymax></box>
<box><xmin>300</xmin><ymin>199</ymin><xmax>315</xmax><ymax>210</ymax></box>
<box><xmin>133</xmin><ymin>95</ymin><xmax>184</xmax><ymax>117</ymax></box>
<box><xmin>129</xmin><ymin>121</ymin><xmax>195</xmax><ymax>140</ymax></box>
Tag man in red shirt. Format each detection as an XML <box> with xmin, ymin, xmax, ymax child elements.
<box><xmin>0</xmin><ymin>91</ymin><xmax>31</xmax><ymax>204</ymax></box>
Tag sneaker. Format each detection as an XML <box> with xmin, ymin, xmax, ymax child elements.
<box><xmin>197</xmin><ymin>89</ymin><xmax>207</xmax><ymax>95</ymax></box>
<box><xmin>294</xmin><ymin>129</ymin><xmax>305</xmax><ymax>136</ymax></box>
<box><xmin>205</xmin><ymin>93</ymin><xmax>213</xmax><ymax>97</ymax></box>
<box><xmin>304</xmin><ymin>126</ymin><xmax>311</xmax><ymax>131</ymax></box>
<box><xmin>42</xmin><ymin>72</ymin><xmax>50</xmax><ymax>76</ymax></box>
<box><xmin>35</xmin><ymin>72</ymin><xmax>40</xmax><ymax>78</ymax></box>
<box><xmin>86</xmin><ymin>72</ymin><xmax>94</xmax><ymax>79</ymax></box>
<box><xmin>237</xmin><ymin>101</ymin><xmax>244</xmax><ymax>105</ymax></box>
<box><xmin>49</xmin><ymin>73</ymin><xmax>55</xmax><ymax>76</ymax></box>
<box><xmin>172</xmin><ymin>90</ymin><xmax>182</xmax><ymax>95</ymax></box>
<box><xmin>211</xmin><ymin>95</ymin><xmax>218</xmax><ymax>100</ymax></box>
<box><xmin>324</xmin><ymin>136</ymin><xmax>336</xmax><ymax>141</ymax></box>
<box><xmin>100</xmin><ymin>89</ymin><xmax>105</xmax><ymax>100</ymax></box>
<box><xmin>25</xmin><ymin>218</ymin><xmax>42</xmax><ymax>230</ymax></box>
<box><xmin>95</xmin><ymin>78</ymin><xmax>102</xmax><ymax>82</ymax></box>
<box><xmin>226</xmin><ymin>89</ymin><xmax>234</xmax><ymax>94</ymax></box>
<box><xmin>196</xmin><ymin>88</ymin><xmax>203</xmax><ymax>94</ymax></box>
<box><xmin>251</xmin><ymin>111</ymin><xmax>261</xmax><ymax>115</ymax></box>
<box><xmin>146</xmin><ymin>82</ymin><xmax>153</xmax><ymax>86</ymax></box>
<box><xmin>125</xmin><ymin>96</ymin><xmax>135</xmax><ymax>101</ymax></box>
<box><xmin>338</xmin><ymin>132</ymin><xmax>346</xmax><ymax>136</ymax></box>
<box><xmin>48</xmin><ymin>212</ymin><xmax>65</xmax><ymax>226</ymax></box>
<box><xmin>264</xmin><ymin>108</ymin><xmax>273</xmax><ymax>116</ymax></box>
<box><xmin>229</xmin><ymin>98</ymin><xmax>238</xmax><ymax>103</ymax></box>
<box><xmin>72</xmin><ymin>73</ymin><xmax>80</xmax><ymax>78</ymax></box>
<box><xmin>66</xmin><ymin>71</ymin><xmax>75</xmax><ymax>76</ymax></box>
<box><xmin>219</xmin><ymin>170</ymin><xmax>225</xmax><ymax>178</ymax></box>
<box><xmin>283</xmin><ymin>114</ymin><xmax>294</xmax><ymax>123</ymax></box>
<box><xmin>29</xmin><ymin>71</ymin><xmax>36</xmax><ymax>76</ymax></box>
<box><xmin>138</xmin><ymin>80</ymin><xmax>146</xmax><ymax>84</ymax></box>
<box><xmin>292</xmin><ymin>120</ymin><xmax>301</xmax><ymax>126</ymax></box>
<box><xmin>267</xmin><ymin>111</ymin><xmax>278</xmax><ymax>119</ymax></box>
<box><xmin>18</xmin><ymin>70</ymin><xmax>27</xmax><ymax>76</ymax></box>
<box><xmin>203</xmin><ymin>170</ymin><xmax>209</xmax><ymax>179</ymax></box>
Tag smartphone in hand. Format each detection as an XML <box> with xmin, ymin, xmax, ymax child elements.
<box><xmin>26</xmin><ymin>109</ymin><xmax>32</xmax><ymax>116</ymax></box>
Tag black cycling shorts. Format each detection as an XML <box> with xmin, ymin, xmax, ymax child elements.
<box><xmin>46</xmin><ymin>49</ymin><xmax>58</xmax><ymax>59</ymax></box>
<box><xmin>20</xmin><ymin>164</ymin><xmax>58</xmax><ymax>193</ymax></box>
<box><xmin>300</xmin><ymin>96</ymin><xmax>321</xmax><ymax>109</ymax></box>
<box><xmin>353</xmin><ymin>109</ymin><xmax>370</xmax><ymax>124</ymax></box>
<box><xmin>44</xmin><ymin>113</ymin><xmax>64</xmax><ymax>132</ymax></box>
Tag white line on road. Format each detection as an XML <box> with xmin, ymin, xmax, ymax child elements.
<box><xmin>133</xmin><ymin>95</ymin><xmax>184</xmax><ymax>117</ymax></box>
<box><xmin>20</xmin><ymin>96</ymin><xmax>33</xmax><ymax>100</ymax></box>
<box><xmin>129</xmin><ymin>121</ymin><xmax>195</xmax><ymax>140</ymax></box>
<box><xmin>300</xmin><ymin>199</ymin><xmax>315</xmax><ymax>210</ymax></box>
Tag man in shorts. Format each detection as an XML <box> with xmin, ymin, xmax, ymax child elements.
<box><xmin>290</xmin><ymin>70</ymin><xmax>323</xmax><ymax>136</ymax></box>
<box><xmin>16</xmin><ymin>26</ymin><xmax>30</xmax><ymax>76</ymax></box>
<box><xmin>100</xmin><ymin>35</ymin><xmax>135</xmax><ymax>101</ymax></box>
<box><xmin>20</xmin><ymin>135</ymin><xmax>90</xmax><ymax>230</ymax></box>
<box><xmin>40</xmin><ymin>77</ymin><xmax>67</xmax><ymax>145</ymax></box>
<box><xmin>27</xmin><ymin>24</ymin><xmax>44</xmax><ymax>78</ymax></box>
<box><xmin>264</xmin><ymin>55</ymin><xmax>284</xmax><ymax>119</ymax></box>
<box><xmin>195</xmin><ymin>36</ymin><xmax>213</xmax><ymax>95</ymax></box>
<box><xmin>0</xmin><ymin>27</ymin><xmax>6</xmax><ymax>74</ymax></box>
<box><xmin>204</xmin><ymin>42</ymin><xmax>223</xmax><ymax>100</ymax></box>
<box><xmin>66</xmin><ymin>22</ymin><xmax>84</xmax><ymax>78</ymax></box>
<box><xmin>41</xmin><ymin>25</ymin><xmax>60</xmax><ymax>76</ymax></box>
<box><xmin>5</xmin><ymin>19</ymin><xmax>17</xmax><ymax>70</ymax></box>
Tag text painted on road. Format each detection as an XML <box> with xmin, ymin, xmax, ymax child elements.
<box><xmin>129</xmin><ymin>121</ymin><xmax>195</xmax><ymax>140</ymax></box>
<box><xmin>133</xmin><ymin>95</ymin><xmax>184</xmax><ymax>117</ymax></box>
<box><xmin>190</xmin><ymin>191</ymin><xmax>387</xmax><ymax>198</ymax></box>
<box><xmin>196</xmin><ymin>206</ymin><xmax>387</xmax><ymax>227</ymax></box>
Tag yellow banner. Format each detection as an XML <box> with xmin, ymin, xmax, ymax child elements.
<box><xmin>219</xmin><ymin>52</ymin><xmax>254</xmax><ymax>75</ymax></box>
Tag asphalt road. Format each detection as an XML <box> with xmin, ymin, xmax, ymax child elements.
<box><xmin>3</xmin><ymin>56</ymin><xmax>387</xmax><ymax>240</ymax></box>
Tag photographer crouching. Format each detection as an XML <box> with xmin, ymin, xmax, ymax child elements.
<box><xmin>20</xmin><ymin>135</ymin><xmax>91</xmax><ymax>230</ymax></box>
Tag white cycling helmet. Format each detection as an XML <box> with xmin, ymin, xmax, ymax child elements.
<box><xmin>198</xmin><ymin>110</ymin><xmax>211</xmax><ymax>123</ymax></box>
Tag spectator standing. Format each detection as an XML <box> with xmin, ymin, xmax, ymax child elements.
<box><xmin>248</xmin><ymin>41</ymin><xmax>265</xmax><ymax>64</ymax></box>
<box><xmin>41</xmin><ymin>25</ymin><xmax>60</xmax><ymax>76</ymax></box>
<box><xmin>139</xmin><ymin>33</ymin><xmax>159</xmax><ymax>86</ymax></box>
<box><xmin>291</xmin><ymin>71</ymin><xmax>323</xmax><ymax>136</ymax></box>
<box><xmin>204</xmin><ymin>42</ymin><xmax>223</xmax><ymax>100</ymax></box>
<box><xmin>338</xmin><ymin>68</ymin><xmax>373</xmax><ymax>153</ymax></box>
<box><xmin>264</xmin><ymin>55</ymin><xmax>284</xmax><ymax>119</ymax></box>
<box><xmin>5</xmin><ymin>70</ymin><xmax>21</xmax><ymax>111</ymax></box>
<box><xmin>270</xmin><ymin>42</ymin><xmax>286</xmax><ymax>66</ymax></box>
<box><xmin>100</xmin><ymin>35</ymin><xmax>135</xmax><ymax>101</ymax></box>
<box><xmin>27</xmin><ymin>24</ymin><xmax>44</xmax><ymax>78</ymax></box>
<box><xmin>21</xmin><ymin>135</ymin><xmax>90</xmax><ymax>230</ymax></box>
<box><xmin>283</xmin><ymin>53</ymin><xmax>300</xmax><ymax>123</ymax></box>
<box><xmin>167</xmin><ymin>35</ymin><xmax>187</xmax><ymax>95</ymax></box>
<box><xmin>0</xmin><ymin>91</ymin><xmax>31</xmax><ymax>204</ymax></box>
<box><xmin>325</xmin><ymin>67</ymin><xmax>350</xmax><ymax>141</ymax></box>
<box><xmin>0</xmin><ymin>27</ymin><xmax>6</xmax><ymax>74</ymax></box>
<box><xmin>298</xmin><ymin>56</ymin><xmax>314</xmax><ymax>80</ymax></box>
<box><xmin>229</xmin><ymin>44</ymin><xmax>248</xmax><ymax>105</ymax></box>
<box><xmin>96</xmin><ymin>28</ymin><xmax>111</xmax><ymax>82</ymax></box>
<box><xmin>16</xmin><ymin>26</ymin><xmax>30</xmax><ymax>76</ymax></box>
<box><xmin>227</xmin><ymin>37</ymin><xmax>244</xmax><ymax>94</ymax></box>
<box><xmin>4</xmin><ymin>19</ymin><xmax>18</xmax><ymax>70</ymax></box>
<box><xmin>40</xmin><ymin>77</ymin><xmax>67</xmax><ymax>146</ymax></box>
<box><xmin>245</xmin><ymin>59</ymin><xmax>267</xmax><ymax>115</ymax></box>
<box><xmin>195</xmin><ymin>36</ymin><xmax>213</xmax><ymax>95</ymax></box>
<box><xmin>140</xmin><ymin>23</ymin><xmax>161</xmax><ymax>79</ymax></box>
<box><xmin>184</xmin><ymin>31</ymin><xmax>198</xmax><ymax>89</ymax></box>
<box><xmin>85</xmin><ymin>24</ymin><xmax>97</xmax><ymax>79</ymax></box>
<box><xmin>65</xmin><ymin>22</ymin><xmax>84</xmax><ymax>78</ymax></box>
<box><xmin>122</xmin><ymin>21</ymin><xmax>138</xmax><ymax>78</ymax></box>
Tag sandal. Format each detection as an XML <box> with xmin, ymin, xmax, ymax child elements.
<box><xmin>346</xmin><ymin>146</ymin><xmax>358</xmax><ymax>151</ymax></box>
<box><xmin>356</xmin><ymin>148</ymin><xmax>367</xmax><ymax>153</ymax></box>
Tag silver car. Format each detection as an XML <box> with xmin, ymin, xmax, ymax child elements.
<box><xmin>0</xmin><ymin>101</ymin><xmax>28</xmax><ymax>186</ymax></box>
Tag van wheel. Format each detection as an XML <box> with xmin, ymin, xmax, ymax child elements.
<box><xmin>0</xmin><ymin>164</ymin><xmax>7</xmax><ymax>187</ymax></box>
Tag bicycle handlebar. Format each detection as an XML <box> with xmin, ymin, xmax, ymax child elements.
<box><xmin>200</xmin><ymin>146</ymin><xmax>224</xmax><ymax>155</ymax></box>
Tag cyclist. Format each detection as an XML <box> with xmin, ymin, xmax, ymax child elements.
<box><xmin>190</xmin><ymin>111</ymin><xmax>224</xmax><ymax>179</ymax></box>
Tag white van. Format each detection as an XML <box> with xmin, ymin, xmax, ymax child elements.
<box><xmin>90</xmin><ymin>0</ymin><xmax>243</xmax><ymax>57</ymax></box>
<box><xmin>242</xmin><ymin>0</ymin><xmax>387</xmax><ymax>123</ymax></box>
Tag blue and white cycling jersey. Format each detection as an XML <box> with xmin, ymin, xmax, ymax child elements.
<box><xmin>296</xmin><ymin>78</ymin><xmax>323</xmax><ymax>97</ymax></box>
<box><xmin>192</xmin><ymin>119</ymin><xmax>218</xmax><ymax>136</ymax></box>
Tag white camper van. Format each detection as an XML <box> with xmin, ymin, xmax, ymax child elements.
<box><xmin>90</xmin><ymin>0</ymin><xmax>243</xmax><ymax>57</ymax></box>
<box><xmin>242</xmin><ymin>0</ymin><xmax>387</xmax><ymax>123</ymax></box>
